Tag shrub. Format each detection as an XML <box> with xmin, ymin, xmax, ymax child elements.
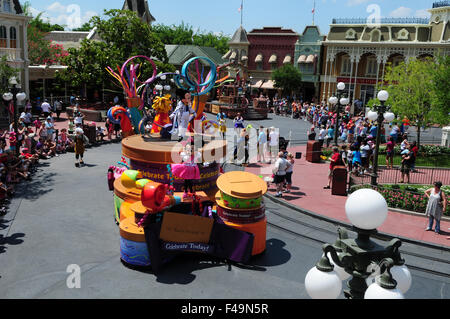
<box><xmin>349</xmin><ymin>184</ymin><xmax>450</xmax><ymax>216</ymax></box>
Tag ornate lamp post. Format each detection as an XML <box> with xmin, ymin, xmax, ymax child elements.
<box><xmin>305</xmin><ymin>188</ymin><xmax>412</xmax><ymax>299</ymax></box>
<box><xmin>328</xmin><ymin>82</ymin><xmax>349</xmax><ymax>146</ymax></box>
<box><xmin>367</xmin><ymin>90</ymin><xmax>395</xmax><ymax>186</ymax></box>
<box><xmin>2</xmin><ymin>77</ymin><xmax>26</xmax><ymax>157</ymax></box>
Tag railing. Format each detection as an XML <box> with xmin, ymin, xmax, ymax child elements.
<box><xmin>350</xmin><ymin>167</ymin><xmax>450</xmax><ymax>186</ymax></box>
<box><xmin>433</xmin><ymin>1</ymin><xmax>450</xmax><ymax>8</ymax></box>
<box><xmin>0</xmin><ymin>48</ymin><xmax>21</xmax><ymax>61</ymax></box>
<box><xmin>332</xmin><ymin>18</ymin><xmax>430</xmax><ymax>25</ymax></box>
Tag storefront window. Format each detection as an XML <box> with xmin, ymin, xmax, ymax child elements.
<box><xmin>0</xmin><ymin>26</ymin><xmax>7</xmax><ymax>48</ymax></box>
<box><xmin>10</xmin><ymin>27</ymin><xmax>16</xmax><ymax>48</ymax></box>
<box><xmin>341</xmin><ymin>56</ymin><xmax>351</xmax><ymax>76</ymax></box>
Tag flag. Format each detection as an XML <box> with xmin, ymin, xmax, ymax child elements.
<box><xmin>238</xmin><ymin>5</ymin><xmax>242</xmax><ymax>12</ymax></box>
<box><xmin>312</xmin><ymin>8</ymin><xmax>315</xmax><ymax>13</ymax></box>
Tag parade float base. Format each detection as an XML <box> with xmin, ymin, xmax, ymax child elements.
<box><xmin>119</xmin><ymin>202</ymin><xmax>255</xmax><ymax>271</ymax></box>
<box><xmin>121</xmin><ymin>135</ymin><xmax>226</xmax><ymax>199</ymax></box>
<box><xmin>122</xmin><ymin>134</ymin><xmax>226</xmax><ymax>164</ymax></box>
<box><xmin>207</xmin><ymin>101</ymin><xmax>268</xmax><ymax>120</ymax></box>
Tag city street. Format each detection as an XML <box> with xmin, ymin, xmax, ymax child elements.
<box><xmin>0</xmin><ymin>141</ymin><xmax>448</xmax><ymax>299</ymax></box>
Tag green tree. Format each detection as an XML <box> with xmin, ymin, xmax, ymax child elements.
<box><xmin>376</xmin><ymin>58</ymin><xmax>444</xmax><ymax>148</ymax></box>
<box><xmin>152</xmin><ymin>22</ymin><xmax>230</xmax><ymax>54</ymax></box>
<box><xmin>72</xmin><ymin>22</ymin><xmax>93</xmax><ymax>32</ymax></box>
<box><xmin>29</xmin><ymin>12</ymin><xmax>65</xmax><ymax>32</ymax></box>
<box><xmin>0</xmin><ymin>56</ymin><xmax>19</xmax><ymax>94</ymax></box>
<box><xmin>59</xmin><ymin>9</ymin><xmax>174</xmax><ymax>91</ymax></box>
<box><xmin>271</xmin><ymin>64</ymin><xmax>302</xmax><ymax>98</ymax></box>
<box><xmin>432</xmin><ymin>55</ymin><xmax>450</xmax><ymax>123</ymax></box>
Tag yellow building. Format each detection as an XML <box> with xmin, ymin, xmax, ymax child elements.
<box><xmin>0</xmin><ymin>0</ymin><xmax>31</xmax><ymax>96</ymax></box>
<box><xmin>320</xmin><ymin>1</ymin><xmax>450</xmax><ymax>113</ymax></box>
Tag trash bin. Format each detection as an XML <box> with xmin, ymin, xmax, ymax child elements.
<box><xmin>306</xmin><ymin>141</ymin><xmax>321</xmax><ymax>163</ymax></box>
<box><xmin>332</xmin><ymin>166</ymin><xmax>348</xmax><ymax>196</ymax></box>
<box><xmin>83</xmin><ymin>124</ymin><xmax>97</xmax><ymax>144</ymax></box>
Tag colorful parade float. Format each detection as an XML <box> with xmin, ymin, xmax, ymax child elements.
<box><xmin>207</xmin><ymin>63</ymin><xmax>269</xmax><ymax>120</ymax></box>
<box><xmin>106</xmin><ymin>56</ymin><xmax>268</xmax><ymax>272</ymax></box>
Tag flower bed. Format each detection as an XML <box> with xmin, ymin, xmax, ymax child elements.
<box><xmin>350</xmin><ymin>184</ymin><xmax>450</xmax><ymax>217</ymax></box>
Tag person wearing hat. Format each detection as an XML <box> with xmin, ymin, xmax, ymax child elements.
<box><xmin>74</xmin><ymin>127</ymin><xmax>89</xmax><ymax>167</ymax></box>
<box><xmin>44</xmin><ymin>116</ymin><xmax>55</xmax><ymax>141</ymax></box>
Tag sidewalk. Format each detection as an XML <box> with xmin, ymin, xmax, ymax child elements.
<box><xmin>245</xmin><ymin>145</ymin><xmax>450</xmax><ymax>248</ymax></box>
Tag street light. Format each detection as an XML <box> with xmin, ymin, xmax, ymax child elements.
<box><xmin>2</xmin><ymin>77</ymin><xmax>26</xmax><ymax>157</ymax></box>
<box><xmin>305</xmin><ymin>188</ymin><xmax>411</xmax><ymax>299</ymax></box>
<box><xmin>328</xmin><ymin>82</ymin><xmax>347</xmax><ymax>146</ymax></box>
<box><xmin>370</xmin><ymin>90</ymin><xmax>392</xmax><ymax>186</ymax></box>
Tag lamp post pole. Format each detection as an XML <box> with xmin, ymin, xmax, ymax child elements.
<box><xmin>11</xmin><ymin>84</ymin><xmax>19</xmax><ymax>157</ymax></box>
<box><xmin>371</xmin><ymin>101</ymin><xmax>386</xmax><ymax>186</ymax></box>
<box><xmin>369</xmin><ymin>90</ymin><xmax>392</xmax><ymax>187</ymax></box>
<box><xmin>333</xmin><ymin>91</ymin><xmax>342</xmax><ymax>146</ymax></box>
<box><xmin>305</xmin><ymin>189</ymin><xmax>411</xmax><ymax>300</ymax></box>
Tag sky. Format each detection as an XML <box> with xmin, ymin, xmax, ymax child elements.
<box><xmin>26</xmin><ymin>0</ymin><xmax>435</xmax><ymax>36</ymax></box>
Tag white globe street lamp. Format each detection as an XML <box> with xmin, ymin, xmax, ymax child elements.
<box><xmin>337</xmin><ymin>82</ymin><xmax>346</xmax><ymax>91</ymax></box>
<box><xmin>2</xmin><ymin>92</ymin><xmax>13</xmax><ymax>101</ymax></box>
<box><xmin>384</xmin><ymin>112</ymin><xmax>395</xmax><ymax>123</ymax></box>
<box><xmin>365</xmin><ymin>282</ymin><xmax>404</xmax><ymax>299</ymax></box>
<box><xmin>340</xmin><ymin>97</ymin><xmax>349</xmax><ymax>106</ymax></box>
<box><xmin>345</xmin><ymin>188</ymin><xmax>388</xmax><ymax>230</ymax></box>
<box><xmin>305</xmin><ymin>254</ymin><xmax>343</xmax><ymax>299</ymax></box>
<box><xmin>367</xmin><ymin>110</ymin><xmax>378</xmax><ymax>122</ymax></box>
<box><xmin>390</xmin><ymin>264</ymin><xmax>412</xmax><ymax>294</ymax></box>
<box><xmin>377</xmin><ymin>90</ymin><xmax>389</xmax><ymax>102</ymax></box>
<box><xmin>16</xmin><ymin>92</ymin><xmax>27</xmax><ymax>102</ymax></box>
<box><xmin>328</xmin><ymin>96</ymin><xmax>338</xmax><ymax>105</ymax></box>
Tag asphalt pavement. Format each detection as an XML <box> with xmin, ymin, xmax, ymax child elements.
<box><xmin>0</xmin><ymin>138</ymin><xmax>448</xmax><ymax>299</ymax></box>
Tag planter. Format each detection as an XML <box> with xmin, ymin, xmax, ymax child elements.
<box><xmin>126</xmin><ymin>97</ymin><xmax>141</xmax><ymax>108</ymax></box>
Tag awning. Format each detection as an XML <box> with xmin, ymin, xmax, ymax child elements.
<box><xmin>222</xmin><ymin>50</ymin><xmax>231</xmax><ymax>60</ymax></box>
<box><xmin>252</xmin><ymin>80</ymin><xmax>275</xmax><ymax>90</ymax></box>
<box><xmin>298</xmin><ymin>55</ymin><xmax>307</xmax><ymax>63</ymax></box>
<box><xmin>306</xmin><ymin>54</ymin><xmax>316</xmax><ymax>63</ymax></box>
<box><xmin>230</xmin><ymin>51</ymin><xmax>237</xmax><ymax>60</ymax></box>
<box><xmin>255</xmin><ymin>53</ymin><xmax>263</xmax><ymax>63</ymax></box>
<box><xmin>269</xmin><ymin>54</ymin><xmax>277</xmax><ymax>63</ymax></box>
<box><xmin>283</xmin><ymin>55</ymin><xmax>292</xmax><ymax>64</ymax></box>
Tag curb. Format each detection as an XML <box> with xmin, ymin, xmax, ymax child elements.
<box><xmin>264</xmin><ymin>193</ymin><xmax>450</xmax><ymax>252</ymax></box>
<box><xmin>388</xmin><ymin>207</ymin><xmax>450</xmax><ymax>222</ymax></box>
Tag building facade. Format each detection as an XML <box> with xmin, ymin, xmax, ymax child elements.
<box><xmin>224</xmin><ymin>26</ymin><xmax>298</xmax><ymax>93</ymax></box>
<box><xmin>0</xmin><ymin>0</ymin><xmax>30</xmax><ymax>96</ymax></box>
<box><xmin>320</xmin><ymin>1</ymin><xmax>450</xmax><ymax>112</ymax></box>
<box><xmin>294</xmin><ymin>25</ymin><xmax>325</xmax><ymax>102</ymax></box>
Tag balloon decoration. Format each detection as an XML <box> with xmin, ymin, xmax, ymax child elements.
<box><xmin>107</xmin><ymin>55</ymin><xmax>233</xmax><ymax>137</ymax></box>
<box><xmin>166</xmin><ymin>164</ymin><xmax>175</xmax><ymax>195</ymax></box>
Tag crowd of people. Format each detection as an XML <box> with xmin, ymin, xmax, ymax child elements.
<box><xmin>0</xmin><ymin>106</ymin><xmax>94</xmax><ymax>215</ymax></box>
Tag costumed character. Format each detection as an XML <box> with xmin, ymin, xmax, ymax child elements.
<box><xmin>108</xmin><ymin>106</ymin><xmax>134</xmax><ymax>138</ymax></box>
<box><xmin>74</xmin><ymin>127</ymin><xmax>89</xmax><ymax>167</ymax></box>
<box><xmin>234</xmin><ymin>113</ymin><xmax>245</xmax><ymax>130</ymax></box>
<box><xmin>170</xmin><ymin>93</ymin><xmax>195</xmax><ymax>142</ymax></box>
<box><xmin>171</xmin><ymin>143</ymin><xmax>202</xmax><ymax>199</ymax></box>
<box><xmin>151</xmin><ymin>94</ymin><xmax>172</xmax><ymax>134</ymax></box>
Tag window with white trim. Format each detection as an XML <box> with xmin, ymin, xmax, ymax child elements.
<box><xmin>10</xmin><ymin>26</ymin><xmax>16</xmax><ymax>48</ymax></box>
<box><xmin>366</xmin><ymin>57</ymin><xmax>378</xmax><ymax>77</ymax></box>
<box><xmin>0</xmin><ymin>26</ymin><xmax>7</xmax><ymax>48</ymax></box>
<box><xmin>340</xmin><ymin>56</ymin><xmax>351</xmax><ymax>76</ymax></box>
<box><xmin>371</xmin><ymin>30</ymin><xmax>381</xmax><ymax>42</ymax></box>
<box><xmin>3</xmin><ymin>0</ymin><xmax>12</xmax><ymax>13</ymax></box>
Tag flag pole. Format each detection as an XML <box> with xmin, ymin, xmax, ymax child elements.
<box><xmin>312</xmin><ymin>0</ymin><xmax>316</xmax><ymax>26</ymax></box>
<box><xmin>241</xmin><ymin>0</ymin><xmax>244</xmax><ymax>26</ymax></box>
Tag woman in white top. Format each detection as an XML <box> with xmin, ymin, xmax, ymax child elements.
<box><xmin>425</xmin><ymin>181</ymin><xmax>447</xmax><ymax>234</ymax></box>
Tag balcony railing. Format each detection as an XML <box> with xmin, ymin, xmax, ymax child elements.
<box><xmin>0</xmin><ymin>48</ymin><xmax>21</xmax><ymax>61</ymax></box>
<box><xmin>433</xmin><ymin>1</ymin><xmax>450</xmax><ymax>8</ymax></box>
<box><xmin>332</xmin><ymin>17</ymin><xmax>430</xmax><ymax>25</ymax></box>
